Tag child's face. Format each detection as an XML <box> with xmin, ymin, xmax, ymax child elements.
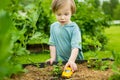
<box><xmin>55</xmin><ymin>4</ymin><xmax>72</xmax><ymax>26</ymax></box>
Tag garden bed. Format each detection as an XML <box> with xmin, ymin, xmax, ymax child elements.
<box><xmin>11</xmin><ymin>59</ymin><xmax>113</xmax><ymax>80</ymax></box>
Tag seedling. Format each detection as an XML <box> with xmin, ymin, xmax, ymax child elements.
<box><xmin>52</xmin><ymin>60</ymin><xmax>62</xmax><ymax>77</ymax></box>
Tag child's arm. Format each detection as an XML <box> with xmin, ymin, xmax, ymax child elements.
<box><xmin>49</xmin><ymin>45</ymin><xmax>56</xmax><ymax>64</ymax></box>
<box><xmin>65</xmin><ymin>48</ymin><xmax>79</xmax><ymax>72</ymax></box>
<box><xmin>69</xmin><ymin>48</ymin><xmax>79</xmax><ymax>62</ymax></box>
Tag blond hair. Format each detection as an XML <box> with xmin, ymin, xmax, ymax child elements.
<box><xmin>51</xmin><ymin>0</ymin><xmax>76</xmax><ymax>14</ymax></box>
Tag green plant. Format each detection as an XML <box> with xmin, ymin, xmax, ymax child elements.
<box><xmin>82</xmin><ymin>35</ymin><xmax>102</xmax><ymax>51</ymax></box>
<box><xmin>87</xmin><ymin>59</ymin><xmax>109</xmax><ymax>70</ymax></box>
<box><xmin>52</xmin><ymin>60</ymin><xmax>62</xmax><ymax>77</ymax></box>
<box><xmin>109</xmin><ymin>74</ymin><xmax>120</xmax><ymax>80</ymax></box>
<box><xmin>112</xmin><ymin>51</ymin><xmax>120</xmax><ymax>75</ymax></box>
<box><xmin>7</xmin><ymin>0</ymin><xmax>51</xmax><ymax>55</ymax></box>
<box><xmin>0</xmin><ymin>6</ymin><xmax>23</xmax><ymax>80</ymax></box>
<box><xmin>52</xmin><ymin>65</ymin><xmax>62</xmax><ymax>77</ymax></box>
<box><xmin>109</xmin><ymin>51</ymin><xmax>120</xmax><ymax>80</ymax></box>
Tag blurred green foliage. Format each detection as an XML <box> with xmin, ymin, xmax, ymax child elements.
<box><xmin>0</xmin><ymin>0</ymin><xmax>23</xmax><ymax>79</ymax></box>
<box><xmin>102</xmin><ymin>0</ymin><xmax>120</xmax><ymax>20</ymax></box>
<box><xmin>73</xmin><ymin>0</ymin><xmax>111</xmax><ymax>52</ymax></box>
<box><xmin>113</xmin><ymin>4</ymin><xmax>120</xmax><ymax>20</ymax></box>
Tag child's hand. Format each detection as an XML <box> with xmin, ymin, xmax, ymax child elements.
<box><xmin>46</xmin><ymin>58</ymin><xmax>55</xmax><ymax>65</ymax></box>
<box><xmin>64</xmin><ymin>61</ymin><xmax>77</xmax><ymax>72</ymax></box>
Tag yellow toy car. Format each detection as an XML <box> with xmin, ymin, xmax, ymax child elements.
<box><xmin>62</xmin><ymin>67</ymin><xmax>73</xmax><ymax>78</ymax></box>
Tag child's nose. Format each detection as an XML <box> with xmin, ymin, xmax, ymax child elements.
<box><xmin>61</xmin><ymin>15</ymin><xmax>65</xmax><ymax>19</ymax></box>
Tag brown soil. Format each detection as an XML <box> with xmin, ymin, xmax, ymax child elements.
<box><xmin>11</xmin><ymin>62</ymin><xmax>113</xmax><ymax>80</ymax></box>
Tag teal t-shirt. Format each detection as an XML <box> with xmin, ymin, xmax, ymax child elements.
<box><xmin>49</xmin><ymin>22</ymin><xmax>84</xmax><ymax>61</ymax></box>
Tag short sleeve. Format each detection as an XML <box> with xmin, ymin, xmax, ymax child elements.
<box><xmin>71</xmin><ymin>26</ymin><xmax>82</xmax><ymax>50</ymax></box>
<box><xmin>49</xmin><ymin>25</ymin><xmax>56</xmax><ymax>46</ymax></box>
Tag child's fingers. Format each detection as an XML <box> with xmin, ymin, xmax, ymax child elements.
<box><xmin>66</xmin><ymin>62</ymin><xmax>77</xmax><ymax>72</ymax></box>
<box><xmin>45</xmin><ymin>59</ymin><xmax>53</xmax><ymax>65</ymax></box>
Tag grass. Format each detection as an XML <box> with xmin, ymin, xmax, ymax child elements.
<box><xmin>14</xmin><ymin>25</ymin><xmax>120</xmax><ymax>64</ymax></box>
<box><xmin>13</xmin><ymin>51</ymin><xmax>50</xmax><ymax>64</ymax></box>
<box><xmin>105</xmin><ymin>25</ymin><xmax>120</xmax><ymax>53</ymax></box>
